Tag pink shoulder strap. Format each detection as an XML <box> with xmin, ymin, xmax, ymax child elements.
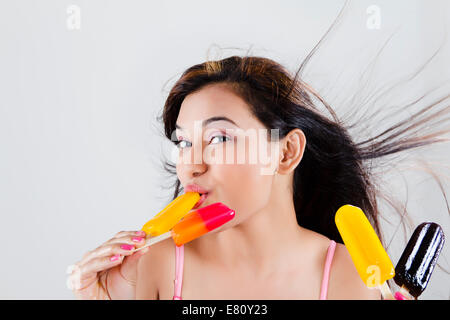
<box><xmin>173</xmin><ymin>240</ymin><xmax>336</xmax><ymax>300</ymax></box>
<box><xmin>319</xmin><ymin>240</ymin><xmax>336</xmax><ymax>300</ymax></box>
<box><xmin>173</xmin><ymin>244</ymin><xmax>184</xmax><ymax>300</ymax></box>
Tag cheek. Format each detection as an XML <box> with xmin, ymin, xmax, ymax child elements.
<box><xmin>210</xmin><ymin>135</ymin><xmax>277</xmax><ymax>216</ymax></box>
<box><xmin>216</xmin><ymin>162</ymin><xmax>273</xmax><ymax>222</ymax></box>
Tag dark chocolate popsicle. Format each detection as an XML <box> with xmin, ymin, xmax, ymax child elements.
<box><xmin>394</xmin><ymin>222</ymin><xmax>445</xmax><ymax>298</ymax></box>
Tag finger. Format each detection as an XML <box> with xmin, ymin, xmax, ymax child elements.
<box><xmin>78</xmin><ymin>248</ymin><xmax>103</xmax><ymax>266</ymax></box>
<box><xmin>124</xmin><ymin>246</ymin><xmax>150</xmax><ymax>264</ymax></box>
<box><xmin>81</xmin><ymin>249</ymin><xmax>95</xmax><ymax>262</ymax></box>
<box><xmin>112</xmin><ymin>230</ymin><xmax>146</xmax><ymax>240</ymax></box>
<box><xmin>99</xmin><ymin>243</ymin><xmax>142</xmax><ymax>259</ymax></box>
<box><xmin>78</xmin><ymin>254</ymin><xmax>125</xmax><ymax>281</ymax></box>
<box><xmin>103</xmin><ymin>235</ymin><xmax>147</xmax><ymax>249</ymax></box>
<box><xmin>79</xmin><ymin>242</ymin><xmax>117</xmax><ymax>265</ymax></box>
<box><xmin>67</xmin><ymin>259</ymin><xmax>109</xmax><ymax>291</ymax></box>
<box><xmin>394</xmin><ymin>292</ymin><xmax>409</xmax><ymax>300</ymax></box>
<box><xmin>67</xmin><ymin>270</ymin><xmax>98</xmax><ymax>291</ymax></box>
<box><xmin>78</xmin><ymin>241</ymin><xmax>139</xmax><ymax>266</ymax></box>
<box><xmin>79</xmin><ymin>232</ymin><xmax>146</xmax><ymax>264</ymax></box>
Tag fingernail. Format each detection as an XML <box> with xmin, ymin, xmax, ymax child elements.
<box><xmin>136</xmin><ymin>230</ymin><xmax>146</xmax><ymax>236</ymax></box>
<box><xmin>394</xmin><ymin>292</ymin><xmax>407</xmax><ymax>300</ymax></box>
<box><xmin>110</xmin><ymin>254</ymin><xmax>121</xmax><ymax>262</ymax></box>
<box><xmin>132</xmin><ymin>237</ymin><xmax>144</xmax><ymax>243</ymax></box>
<box><xmin>120</xmin><ymin>244</ymin><xmax>134</xmax><ymax>251</ymax></box>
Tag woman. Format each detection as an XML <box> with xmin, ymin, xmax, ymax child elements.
<box><xmin>68</xmin><ymin>52</ymin><xmax>449</xmax><ymax>299</ymax></box>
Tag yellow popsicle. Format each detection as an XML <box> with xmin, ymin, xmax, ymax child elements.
<box><xmin>335</xmin><ymin>204</ymin><xmax>395</xmax><ymax>288</ymax></box>
<box><xmin>141</xmin><ymin>192</ymin><xmax>200</xmax><ymax>236</ymax></box>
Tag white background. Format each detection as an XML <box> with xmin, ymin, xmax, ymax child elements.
<box><xmin>0</xmin><ymin>0</ymin><xmax>449</xmax><ymax>299</ymax></box>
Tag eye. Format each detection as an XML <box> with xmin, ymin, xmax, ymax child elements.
<box><xmin>174</xmin><ymin>135</ymin><xmax>230</xmax><ymax>150</ymax></box>
<box><xmin>209</xmin><ymin>135</ymin><xmax>230</xmax><ymax>144</ymax></box>
<box><xmin>174</xmin><ymin>139</ymin><xmax>191</xmax><ymax>149</ymax></box>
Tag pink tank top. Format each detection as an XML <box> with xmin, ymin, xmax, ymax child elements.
<box><xmin>173</xmin><ymin>240</ymin><xmax>337</xmax><ymax>300</ymax></box>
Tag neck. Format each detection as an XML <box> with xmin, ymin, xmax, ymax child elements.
<box><xmin>192</xmin><ymin>180</ymin><xmax>308</xmax><ymax>275</ymax></box>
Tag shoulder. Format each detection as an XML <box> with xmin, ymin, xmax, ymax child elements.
<box><xmin>327</xmin><ymin>242</ymin><xmax>381</xmax><ymax>300</ymax></box>
<box><xmin>136</xmin><ymin>237</ymin><xmax>176</xmax><ymax>299</ymax></box>
<box><xmin>138</xmin><ymin>236</ymin><xmax>175</xmax><ymax>272</ymax></box>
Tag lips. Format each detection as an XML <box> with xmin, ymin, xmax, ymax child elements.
<box><xmin>185</xmin><ymin>184</ymin><xmax>210</xmax><ymax>209</ymax></box>
<box><xmin>192</xmin><ymin>192</ymin><xmax>209</xmax><ymax>209</ymax></box>
<box><xmin>185</xmin><ymin>184</ymin><xmax>210</xmax><ymax>194</ymax></box>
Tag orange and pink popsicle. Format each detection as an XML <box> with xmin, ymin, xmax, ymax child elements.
<box><xmin>135</xmin><ymin>202</ymin><xmax>235</xmax><ymax>251</ymax></box>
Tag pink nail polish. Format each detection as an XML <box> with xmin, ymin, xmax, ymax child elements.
<box><xmin>110</xmin><ymin>254</ymin><xmax>121</xmax><ymax>262</ymax></box>
<box><xmin>136</xmin><ymin>230</ymin><xmax>146</xmax><ymax>236</ymax></box>
<box><xmin>395</xmin><ymin>292</ymin><xmax>407</xmax><ymax>300</ymax></box>
<box><xmin>120</xmin><ymin>244</ymin><xmax>134</xmax><ymax>250</ymax></box>
<box><xmin>132</xmin><ymin>237</ymin><xmax>144</xmax><ymax>243</ymax></box>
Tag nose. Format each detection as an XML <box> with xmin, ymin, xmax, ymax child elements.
<box><xmin>179</xmin><ymin>141</ymin><xmax>208</xmax><ymax>178</ymax></box>
<box><xmin>183</xmin><ymin>161</ymin><xmax>207</xmax><ymax>179</ymax></box>
<box><xmin>192</xmin><ymin>168</ymin><xmax>206</xmax><ymax>178</ymax></box>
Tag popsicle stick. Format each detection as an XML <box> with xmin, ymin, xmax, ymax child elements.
<box><xmin>133</xmin><ymin>232</ymin><xmax>172</xmax><ymax>252</ymax></box>
<box><xmin>378</xmin><ymin>281</ymin><xmax>394</xmax><ymax>300</ymax></box>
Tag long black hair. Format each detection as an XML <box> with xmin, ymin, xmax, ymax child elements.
<box><xmin>155</xmin><ymin>3</ymin><xmax>450</xmax><ymax>249</ymax></box>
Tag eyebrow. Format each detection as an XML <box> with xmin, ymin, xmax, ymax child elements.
<box><xmin>175</xmin><ymin>116</ymin><xmax>239</xmax><ymax>130</ymax></box>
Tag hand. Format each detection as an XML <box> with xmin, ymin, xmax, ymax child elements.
<box><xmin>67</xmin><ymin>230</ymin><xmax>149</xmax><ymax>299</ymax></box>
<box><xmin>394</xmin><ymin>291</ymin><xmax>414</xmax><ymax>300</ymax></box>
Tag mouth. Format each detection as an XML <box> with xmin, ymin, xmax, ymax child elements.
<box><xmin>192</xmin><ymin>192</ymin><xmax>209</xmax><ymax>209</ymax></box>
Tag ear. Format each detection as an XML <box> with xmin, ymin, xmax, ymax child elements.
<box><xmin>277</xmin><ymin>128</ymin><xmax>306</xmax><ymax>174</ymax></box>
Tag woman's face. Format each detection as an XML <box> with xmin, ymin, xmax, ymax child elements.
<box><xmin>175</xmin><ymin>83</ymin><xmax>280</xmax><ymax>229</ymax></box>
